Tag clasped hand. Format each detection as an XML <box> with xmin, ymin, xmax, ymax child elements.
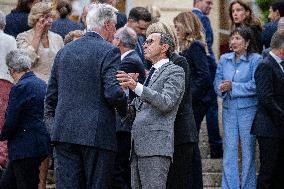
<box><xmin>116</xmin><ymin>71</ymin><xmax>139</xmax><ymax>90</ymax></box>
<box><xmin>219</xmin><ymin>80</ymin><xmax>232</xmax><ymax>92</ymax></box>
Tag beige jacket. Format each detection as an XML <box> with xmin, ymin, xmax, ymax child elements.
<box><xmin>16</xmin><ymin>29</ymin><xmax>64</xmax><ymax>81</ymax></box>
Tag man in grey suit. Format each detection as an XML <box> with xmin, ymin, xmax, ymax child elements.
<box><xmin>44</xmin><ymin>4</ymin><xmax>127</xmax><ymax>189</ymax></box>
<box><xmin>117</xmin><ymin>33</ymin><xmax>185</xmax><ymax>189</ymax></box>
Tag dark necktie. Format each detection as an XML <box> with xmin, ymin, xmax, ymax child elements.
<box><xmin>144</xmin><ymin>67</ymin><xmax>156</xmax><ymax>87</ymax></box>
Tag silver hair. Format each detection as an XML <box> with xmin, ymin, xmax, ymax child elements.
<box><xmin>0</xmin><ymin>11</ymin><xmax>6</xmax><ymax>30</ymax></box>
<box><xmin>116</xmin><ymin>26</ymin><xmax>137</xmax><ymax>49</ymax></box>
<box><xmin>159</xmin><ymin>33</ymin><xmax>175</xmax><ymax>58</ymax></box>
<box><xmin>278</xmin><ymin>17</ymin><xmax>284</xmax><ymax>31</ymax></box>
<box><xmin>6</xmin><ymin>49</ymin><xmax>32</xmax><ymax>72</ymax></box>
<box><xmin>270</xmin><ymin>30</ymin><xmax>284</xmax><ymax>49</ymax></box>
<box><xmin>86</xmin><ymin>3</ymin><xmax>117</xmax><ymax>32</ymax></box>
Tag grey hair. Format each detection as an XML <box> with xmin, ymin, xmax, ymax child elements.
<box><xmin>116</xmin><ymin>26</ymin><xmax>137</xmax><ymax>49</ymax></box>
<box><xmin>86</xmin><ymin>3</ymin><xmax>117</xmax><ymax>31</ymax></box>
<box><xmin>270</xmin><ymin>30</ymin><xmax>284</xmax><ymax>49</ymax></box>
<box><xmin>159</xmin><ymin>33</ymin><xmax>175</xmax><ymax>58</ymax></box>
<box><xmin>0</xmin><ymin>11</ymin><xmax>6</xmax><ymax>30</ymax></box>
<box><xmin>278</xmin><ymin>17</ymin><xmax>284</xmax><ymax>31</ymax></box>
<box><xmin>6</xmin><ymin>49</ymin><xmax>32</xmax><ymax>72</ymax></box>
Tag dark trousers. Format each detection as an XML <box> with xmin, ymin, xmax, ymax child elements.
<box><xmin>112</xmin><ymin>131</ymin><xmax>131</xmax><ymax>189</ymax></box>
<box><xmin>166</xmin><ymin>142</ymin><xmax>195</xmax><ymax>189</ymax></box>
<box><xmin>0</xmin><ymin>156</ymin><xmax>44</xmax><ymax>189</ymax></box>
<box><xmin>257</xmin><ymin>137</ymin><xmax>284</xmax><ymax>189</ymax></box>
<box><xmin>54</xmin><ymin>142</ymin><xmax>116</xmax><ymax>189</ymax></box>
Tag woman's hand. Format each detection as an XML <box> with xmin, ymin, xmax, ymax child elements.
<box><xmin>219</xmin><ymin>80</ymin><xmax>232</xmax><ymax>92</ymax></box>
<box><xmin>32</xmin><ymin>17</ymin><xmax>50</xmax><ymax>50</ymax></box>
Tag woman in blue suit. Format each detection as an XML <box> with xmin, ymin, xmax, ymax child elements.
<box><xmin>214</xmin><ymin>26</ymin><xmax>262</xmax><ymax>189</ymax></box>
<box><xmin>0</xmin><ymin>49</ymin><xmax>51</xmax><ymax>189</ymax></box>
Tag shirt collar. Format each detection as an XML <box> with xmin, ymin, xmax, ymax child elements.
<box><xmin>269</xmin><ymin>51</ymin><xmax>283</xmax><ymax>64</ymax></box>
<box><xmin>192</xmin><ymin>7</ymin><xmax>203</xmax><ymax>14</ymax></box>
<box><xmin>269</xmin><ymin>51</ymin><xmax>284</xmax><ymax>72</ymax></box>
<box><xmin>121</xmin><ymin>50</ymin><xmax>134</xmax><ymax>60</ymax></box>
<box><xmin>152</xmin><ymin>58</ymin><xmax>169</xmax><ymax>70</ymax></box>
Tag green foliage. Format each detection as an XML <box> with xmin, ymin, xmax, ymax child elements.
<box><xmin>256</xmin><ymin>0</ymin><xmax>272</xmax><ymax>22</ymax></box>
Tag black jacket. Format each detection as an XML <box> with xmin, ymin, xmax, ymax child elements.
<box><xmin>252</xmin><ymin>54</ymin><xmax>284</xmax><ymax>138</ymax></box>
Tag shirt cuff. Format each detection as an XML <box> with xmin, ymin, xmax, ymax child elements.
<box><xmin>123</xmin><ymin>89</ymin><xmax>129</xmax><ymax>97</ymax></box>
<box><xmin>133</xmin><ymin>83</ymin><xmax>143</xmax><ymax>96</ymax></box>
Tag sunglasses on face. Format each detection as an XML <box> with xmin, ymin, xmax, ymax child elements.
<box><xmin>143</xmin><ymin>38</ymin><xmax>154</xmax><ymax>46</ymax></box>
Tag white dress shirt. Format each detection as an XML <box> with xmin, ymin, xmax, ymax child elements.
<box><xmin>134</xmin><ymin>58</ymin><xmax>169</xmax><ymax>96</ymax></box>
<box><xmin>121</xmin><ymin>50</ymin><xmax>135</xmax><ymax>60</ymax></box>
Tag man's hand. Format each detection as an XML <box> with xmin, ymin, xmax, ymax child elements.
<box><xmin>116</xmin><ymin>71</ymin><xmax>138</xmax><ymax>91</ymax></box>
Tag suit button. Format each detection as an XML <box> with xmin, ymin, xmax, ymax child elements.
<box><xmin>23</xmin><ymin>129</ymin><xmax>26</xmax><ymax>132</ymax></box>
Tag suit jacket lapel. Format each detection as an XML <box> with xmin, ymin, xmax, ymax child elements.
<box><xmin>268</xmin><ymin>55</ymin><xmax>284</xmax><ymax>77</ymax></box>
<box><xmin>148</xmin><ymin>62</ymin><xmax>171</xmax><ymax>87</ymax></box>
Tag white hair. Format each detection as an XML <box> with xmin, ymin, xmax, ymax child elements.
<box><xmin>6</xmin><ymin>49</ymin><xmax>32</xmax><ymax>72</ymax></box>
<box><xmin>0</xmin><ymin>11</ymin><xmax>6</xmax><ymax>30</ymax></box>
<box><xmin>86</xmin><ymin>3</ymin><xmax>117</xmax><ymax>31</ymax></box>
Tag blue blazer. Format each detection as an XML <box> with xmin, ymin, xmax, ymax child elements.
<box><xmin>50</xmin><ymin>18</ymin><xmax>84</xmax><ymax>39</ymax></box>
<box><xmin>214</xmin><ymin>52</ymin><xmax>262</xmax><ymax>109</ymax></box>
<box><xmin>45</xmin><ymin>32</ymin><xmax>127</xmax><ymax>152</ymax></box>
<box><xmin>0</xmin><ymin>72</ymin><xmax>51</xmax><ymax>161</ymax></box>
<box><xmin>4</xmin><ymin>10</ymin><xmax>31</xmax><ymax>38</ymax></box>
<box><xmin>261</xmin><ymin>21</ymin><xmax>278</xmax><ymax>49</ymax></box>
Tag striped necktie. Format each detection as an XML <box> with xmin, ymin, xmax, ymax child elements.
<box><xmin>144</xmin><ymin>67</ymin><xmax>156</xmax><ymax>87</ymax></box>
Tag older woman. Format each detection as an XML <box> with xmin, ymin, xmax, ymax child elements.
<box><xmin>229</xmin><ymin>0</ymin><xmax>262</xmax><ymax>53</ymax></box>
<box><xmin>0</xmin><ymin>49</ymin><xmax>51</xmax><ymax>189</ymax></box>
<box><xmin>146</xmin><ymin>21</ymin><xmax>199</xmax><ymax>189</ymax></box>
<box><xmin>214</xmin><ymin>26</ymin><xmax>262</xmax><ymax>189</ymax></box>
<box><xmin>17</xmin><ymin>2</ymin><xmax>64</xmax><ymax>82</ymax></box>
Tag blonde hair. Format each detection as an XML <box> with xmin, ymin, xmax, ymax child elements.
<box><xmin>146</xmin><ymin>22</ymin><xmax>179</xmax><ymax>51</ymax></box>
<box><xmin>146</xmin><ymin>5</ymin><xmax>161</xmax><ymax>23</ymax></box>
<box><xmin>64</xmin><ymin>30</ymin><xmax>84</xmax><ymax>44</ymax></box>
<box><xmin>173</xmin><ymin>11</ymin><xmax>208</xmax><ymax>53</ymax></box>
<box><xmin>28</xmin><ymin>2</ymin><xmax>53</xmax><ymax>27</ymax></box>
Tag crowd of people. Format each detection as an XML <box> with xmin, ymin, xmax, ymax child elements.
<box><xmin>0</xmin><ymin>0</ymin><xmax>283</xmax><ymax>189</ymax></box>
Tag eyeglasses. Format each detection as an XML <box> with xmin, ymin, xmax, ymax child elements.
<box><xmin>143</xmin><ymin>38</ymin><xmax>154</xmax><ymax>46</ymax></box>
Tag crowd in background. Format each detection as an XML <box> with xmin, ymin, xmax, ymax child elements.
<box><xmin>0</xmin><ymin>0</ymin><xmax>283</xmax><ymax>189</ymax></box>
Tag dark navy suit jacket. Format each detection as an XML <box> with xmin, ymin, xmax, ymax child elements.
<box><xmin>252</xmin><ymin>55</ymin><xmax>284</xmax><ymax>138</ymax></box>
<box><xmin>181</xmin><ymin>41</ymin><xmax>211</xmax><ymax>105</ymax></box>
<box><xmin>116</xmin><ymin>12</ymin><xmax>127</xmax><ymax>30</ymax></box>
<box><xmin>44</xmin><ymin>32</ymin><xmax>127</xmax><ymax>152</ymax></box>
<box><xmin>50</xmin><ymin>18</ymin><xmax>84</xmax><ymax>39</ymax></box>
<box><xmin>0</xmin><ymin>72</ymin><xmax>51</xmax><ymax>160</ymax></box>
<box><xmin>116</xmin><ymin>50</ymin><xmax>145</xmax><ymax>132</ymax></box>
<box><xmin>261</xmin><ymin>21</ymin><xmax>278</xmax><ymax>49</ymax></box>
<box><xmin>4</xmin><ymin>10</ymin><xmax>30</xmax><ymax>38</ymax></box>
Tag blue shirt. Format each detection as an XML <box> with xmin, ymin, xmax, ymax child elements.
<box><xmin>214</xmin><ymin>52</ymin><xmax>262</xmax><ymax>109</ymax></box>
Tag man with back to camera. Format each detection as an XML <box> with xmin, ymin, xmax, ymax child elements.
<box><xmin>44</xmin><ymin>3</ymin><xmax>127</xmax><ymax>189</ymax></box>
<box><xmin>126</xmin><ymin>7</ymin><xmax>152</xmax><ymax>70</ymax></box>
<box><xmin>111</xmin><ymin>26</ymin><xmax>146</xmax><ymax>189</ymax></box>
<box><xmin>116</xmin><ymin>33</ymin><xmax>185</xmax><ymax>189</ymax></box>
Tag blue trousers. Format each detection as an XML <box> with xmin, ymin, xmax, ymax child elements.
<box><xmin>222</xmin><ymin>106</ymin><xmax>256</xmax><ymax>189</ymax></box>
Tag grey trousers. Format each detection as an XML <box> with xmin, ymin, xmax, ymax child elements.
<box><xmin>131</xmin><ymin>152</ymin><xmax>171</xmax><ymax>189</ymax></box>
<box><xmin>54</xmin><ymin>142</ymin><xmax>115</xmax><ymax>189</ymax></box>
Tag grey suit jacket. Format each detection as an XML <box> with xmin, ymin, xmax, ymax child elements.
<box><xmin>132</xmin><ymin>61</ymin><xmax>185</xmax><ymax>158</ymax></box>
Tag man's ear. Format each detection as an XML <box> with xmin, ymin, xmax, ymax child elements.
<box><xmin>104</xmin><ymin>21</ymin><xmax>111</xmax><ymax>31</ymax></box>
<box><xmin>161</xmin><ymin>44</ymin><xmax>170</xmax><ymax>55</ymax></box>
